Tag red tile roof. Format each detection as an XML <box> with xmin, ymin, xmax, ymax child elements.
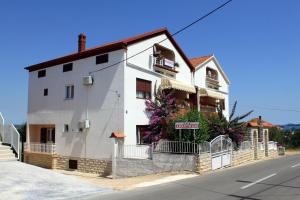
<box><xmin>25</xmin><ymin>28</ymin><xmax>194</xmax><ymax>72</ymax></box>
<box><xmin>247</xmin><ymin>118</ymin><xmax>274</xmax><ymax>128</ymax></box>
<box><xmin>110</xmin><ymin>132</ymin><xmax>125</xmax><ymax>138</ymax></box>
<box><xmin>189</xmin><ymin>55</ymin><xmax>213</xmax><ymax>69</ymax></box>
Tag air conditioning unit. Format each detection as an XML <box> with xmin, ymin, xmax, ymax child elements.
<box><xmin>78</xmin><ymin>120</ymin><xmax>90</xmax><ymax>130</ymax></box>
<box><xmin>83</xmin><ymin>76</ymin><xmax>93</xmax><ymax>85</ymax></box>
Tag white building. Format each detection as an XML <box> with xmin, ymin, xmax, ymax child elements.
<box><xmin>24</xmin><ymin>28</ymin><xmax>230</xmax><ymax>175</ymax></box>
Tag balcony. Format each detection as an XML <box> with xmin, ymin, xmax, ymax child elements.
<box><xmin>153</xmin><ymin>57</ymin><xmax>178</xmax><ymax>73</ymax></box>
<box><xmin>206</xmin><ymin>76</ymin><xmax>220</xmax><ymax>90</ymax></box>
<box><xmin>24</xmin><ymin>143</ymin><xmax>56</xmax><ymax>154</ymax></box>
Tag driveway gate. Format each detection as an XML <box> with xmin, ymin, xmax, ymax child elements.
<box><xmin>210</xmin><ymin>135</ymin><xmax>232</xmax><ymax>170</ymax></box>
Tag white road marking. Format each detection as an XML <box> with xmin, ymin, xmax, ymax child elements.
<box><xmin>240</xmin><ymin>173</ymin><xmax>277</xmax><ymax>190</ymax></box>
<box><xmin>291</xmin><ymin>163</ymin><xmax>300</xmax><ymax>168</ymax></box>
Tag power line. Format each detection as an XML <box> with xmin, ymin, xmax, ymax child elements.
<box><xmin>89</xmin><ymin>0</ymin><xmax>233</xmax><ymax>74</ymax></box>
<box><xmin>230</xmin><ymin>104</ymin><xmax>300</xmax><ymax>113</ymax></box>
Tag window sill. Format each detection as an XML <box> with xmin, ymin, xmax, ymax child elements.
<box><xmin>64</xmin><ymin>98</ymin><xmax>74</xmax><ymax>100</ymax></box>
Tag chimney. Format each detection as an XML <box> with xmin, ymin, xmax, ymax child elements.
<box><xmin>78</xmin><ymin>33</ymin><xmax>86</xmax><ymax>52</ymax></box>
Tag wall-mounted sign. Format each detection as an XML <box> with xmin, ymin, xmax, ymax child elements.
<box><xmin>175</xmin><ymin>122</ymin><xmax>199</xmax><ymax>130</ymax></box>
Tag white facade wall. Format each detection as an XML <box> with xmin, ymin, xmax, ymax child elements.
<box><xmin>194</xmin><ymin>58</ymin><xmax>230</xmax><ymax>119</ymax></box>
<box><xmin>28</xmin><ymin>49</ymin><xmax>125</xmax><ymax>159</ymax></box>
<box><xmin>124</xmin><ymin>34</ymin><xmax>193</xmax><ymax>145</ymax></box>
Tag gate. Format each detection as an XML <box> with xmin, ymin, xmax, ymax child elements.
<box><xmin>210</xmin><ymin>135</ymin><xmax>232</xmax><ymax>170</ymax></box>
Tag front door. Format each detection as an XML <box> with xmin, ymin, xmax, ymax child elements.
<box><xmin>40</xmin><ymin>128</ymin><xmax>55</xmax><ymax>143</ymax></box>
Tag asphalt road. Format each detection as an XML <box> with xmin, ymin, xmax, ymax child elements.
<box><xmin>86</xmin><ymin>154</ymin><xmax>300</xmax><ymax>200</ymax></box>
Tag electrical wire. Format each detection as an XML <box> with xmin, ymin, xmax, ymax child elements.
<box><xmin>89</xmin><ymin>0</ymin><xmax>233</xmax><ymax>74</ymax></box>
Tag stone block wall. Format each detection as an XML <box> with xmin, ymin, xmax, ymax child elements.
<box><xmin>268</xmin><ymin>149</ymin><xmax>278</xmax><ymax>158</ymax></box>
<box><xmin>257</xmin><ymin>149</ymin><xmax>265</xmax><ymax>160</ymax></box>
<box><xmin>56</xmin><ymin>156</ymin><xmax>112</xmax><ymax>176</ymax></box>
<box><xmin>196</xmin><ymin>153</ymin><xmax>211</xmax><ymax>174</ymax></box>
<box><xmin>24</xmin><ymin>151</ymin><xmax>58</xmax><ymax>169</ymax></box>
<box><xmin>115</xmin><ymin>153</ymin><xmax>196</xmax><ymax>178</ymax></box>
<box><xmin>232</xmin><ymin>149</ymin><xmax>254</xmax><ymax>166</ymax></box>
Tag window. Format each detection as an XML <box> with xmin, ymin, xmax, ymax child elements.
<box><xmin>38</xmin><ymin>70</ymin><xmax>46</xmax><ymax>78</ymax></box>
<box><xmin>96</xmin><ymin>54</ymin><xmax>109</xmax><ymax>65</ymax></box>
<box><xmin>65</xmin><ymin>85</ymin><xmax>74</xmax><ymax>99</ymax></box>
<box><xmin>63</xmin><ymin>124</ymin><xmax>69</xmax><ymax>132</ymax></box>
<box><xmin>63</xmin><ymin>63</ymin><xmax>73</xmax><ymax>72</ymax></box>
<box><xmin>136</xmin><ymin>125</ymin><xmax>150</xmax><ymax>144</ymax></box>
<box><xmin>220</xmin><ymin>99</ymin><xmax>225</xmax><ymax>110</ymax></box>
<box><xmin>136</xmin><ymin>78</ymin><xmax>151</xmax><ymax>99</ymax></box>
<box><xmin>69</xmin><ymin>160</ymin><xmax>78</xmax><ymax>170</ymax></box>
<box><xmin>43</xmin><ymin>88</ymin><xmax>48</xmax><ymax>96</ymax></box>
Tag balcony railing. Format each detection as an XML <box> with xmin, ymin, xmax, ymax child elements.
<box><xmin>206</xmin><ymin>76</ymin><xmax>220</xmax><ymax>90</ymax></box>
<box><xmin>24</xmin><ymin>143</ymin><xmax>56</xmax><ymax>154</ymax></box>
<box><xmin>153</xmin><ymin>57</ymin><xmax>178</xmax><ymax>73</ymax></box>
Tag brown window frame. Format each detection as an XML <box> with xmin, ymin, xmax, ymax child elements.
<box><xmin>96</xmin><ymin>54</ymin><xmax>109</xmax><ymax>65</ymax></box>
<box><xmin>136</xmin><ymin>78</ymin><xmax>151</xmax><ymax>99</ymax></box>
<box><xmin>38</xmin><ymin>70</ymin><xmax>46</xmax><ymax>78</ymax></box>
<box><xmin>63</xmin><ymin>63</ymin><xmax>73</xmax><ymax>72</ymax></box>
<box><xmin>136</xmin><ymin>125</ymin><xmax>151</xmax><ymax>144</ymax></box>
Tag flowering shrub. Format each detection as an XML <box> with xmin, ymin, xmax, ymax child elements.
<box><xmin>144</xmin><ymin>89</ymin><xmax>177</xmax><ymax>142</ymax></box>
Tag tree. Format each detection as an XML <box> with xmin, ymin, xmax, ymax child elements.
<box><xmin>269</xmin><ymin>127</ymin><xmax>285</xmax><ymax>145</ymax></box>
<box><xmin>144</xmin><ymin>89</ymin><xmax>177</xmax><ymax>142</ymax></box>
<box><xmin>207</xmin><ymin>101</ymin><xmax>253</xmax><ymax>146</ymax></box>
<box><xmin>167</xmin><ymin>109</ymin><xmax>210</xmax><ymax>144</ymax></box>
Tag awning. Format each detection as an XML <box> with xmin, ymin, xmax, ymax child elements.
<box><xmin>160</xmin><ymin>78</ymin><xmax>196</xmax><ymax>93</ymax></box>
<box><xmin>110</xmin><ymin>132</ymin><xmax>125</xmax><ymax>138</ymax></box>
<box><xmin>199</xmin><ymin>88</ymin><xmax>225</xmax><ymax>99</ymax></box>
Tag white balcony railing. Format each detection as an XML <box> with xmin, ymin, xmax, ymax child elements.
<box><xmin>153</xmin><ymin>57</ymin><xmax>175</xmax><ymax>68</ymax></box>
<box><xmin>24</xmin><ymin>143</ymin><xmax>56</xmax><ymax>154</ymax></box>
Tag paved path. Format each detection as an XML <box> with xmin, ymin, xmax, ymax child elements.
<box><xmin>87</xmin><ymin>154</ymin><xmax>300</xmax><ymax>200</ymax></box>
<box><xmin>0</xmin><ymin>161</ymin><xmax>111</xmax><ymax>200</ymax></box>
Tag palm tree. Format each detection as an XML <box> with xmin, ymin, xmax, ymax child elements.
<box><xmin>207</xmin><ymin>101</ymin><xmax>253</xmax><ymax>146</ymax></box>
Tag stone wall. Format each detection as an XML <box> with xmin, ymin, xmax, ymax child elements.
<box><xmin>257</xmin><ymin>149</ymin><xmax>265</xmax><ymax>160</ymax></box>
<box><xmin>196</xmin><ymin>153</ymin><xmax>211</xmax><ymax>174</ymax></box>
<box><xmin>268</xmin><ymin>149</ymin><xmax>278</xmax><ymax>158</ymax></box>
<box><xmin>232</xmin><ymin>149</ymin><xmax>254</xmax><ymax>166</ymax></box>
<box><xmin>56</xmin><ymin>156</ymin><xmax>112</xmax><ymax>176</ymax></box>
<box><xmin>115</xmin><ymin>153</ymin><xmax>196</xmax><ymax>178</ymax></box>
<box><xmin>24</xmin><ymin>151</ymin><xmax>58</xmax><ymax>169</ymax></box>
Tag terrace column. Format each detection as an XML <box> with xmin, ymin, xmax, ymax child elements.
<box><xmin>253</xmin><ymin>129</ymin><xmax>258</xmax><ymax>160</ymax></box>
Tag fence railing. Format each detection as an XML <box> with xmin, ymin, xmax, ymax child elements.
<box><xmin>0</xmin><ymin>112</ymin><xmax>21</xmax><ymax>160</ymax></box>
<box><xmin>153</xmin><ymin>140</ymin><xmax>210</xmax><ymax>154</ymax></box>
<box><xmin>268</xmin><ymin>141</ymin><xmax>277</xmax><ymax>150</ymax></box>
<box><xmin>0</xmin><ymin>113</ymin><xmax>4</xmax><ymax>141</ymax></box>
<box><xmin>258</xmin><ymin>142</ymin><xmax>265</xmax><ymax>150</ymax></box>
<box><xmin>118</xmin><ymin>144</ymin><xmax>151</xmax><ymax>159</ymax></box>
<box><xmin>24</xmin><ymin>143</ymin><xmax>56</xmax><ymax>154</ymax></box>
<box><xmin>240</xmin><ymin>141</ymin><xmax>251</xmax><ymax>150</ymax></box>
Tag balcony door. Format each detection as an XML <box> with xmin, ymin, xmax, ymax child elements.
<box><xmin>40</xmin><ymin>128</ymin><xmax>55</xmax><ymax>143</ymax></box>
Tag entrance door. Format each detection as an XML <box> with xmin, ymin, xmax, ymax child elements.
<box><xmin>210</xmin><ymin>135</ymin><xmax>232</xmax><ymax>170</ymax></box>
<box><xmin>40</xmin><ymin>128</ymin><xmax>55</xmax><ymax>143</ymax></box>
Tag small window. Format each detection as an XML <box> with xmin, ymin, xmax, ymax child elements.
<box><xmin>96</xmin><ymin>54</ymin><xmax>109</xmax><ymax>65</ymax></box>
<box><xmin>65</xmin><ymin>85</ymin><xmax>74</xmax><ymax>99</ymax></box>
<box><xmin>136</xmin><ymin>78</ymin><xmax>151</xmax><ymax>99</ymax></box>
<box><xmin>63</xmin><ymin>124</ymin><xmax>69</xmax><ymax>132</ymax></box>
<box><xmin>38</xmin><ymin>70</ymin><xmax>46</xmax><ymax>78</ymax></box>
<box><xmin>63</xmin><ymin>63</ymin><xmax>73</xmax><ymax>72</ymax></box>
<box><xmin>136</xmin><ymin>125</ymin><xmax>150</xmax><ymax>144</ymax></box>
<box><xmin>69</xmin><ymin>160</ymin><xmax>78</xmax><ymax>170</ymax></box>
<box><xmin>43</xmin><ymin>88</ymin><xmax>48</xmax><ymax>96</ymax></box>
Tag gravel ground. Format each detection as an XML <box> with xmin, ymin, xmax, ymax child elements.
<box><xmin>0</xmin><ymin>161</ymin><xmax>111</xmax><ymax>200</ymax></box>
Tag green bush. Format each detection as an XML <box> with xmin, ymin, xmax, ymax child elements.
<box><xmin>166</xmin><ymin>109</ymin><xmax>210</xmax><ymax>143</ymax></box>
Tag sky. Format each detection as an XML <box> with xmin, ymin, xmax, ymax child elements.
<box><xmin>0</xmin><ymin>0</ymin><xmax>299</xmax><ymax>125</ymax></box>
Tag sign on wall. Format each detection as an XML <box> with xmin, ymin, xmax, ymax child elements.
<box><xmin>175</xmin><ymin>122</ymin><xmax>199</xmax><ymax>130</ymax></box>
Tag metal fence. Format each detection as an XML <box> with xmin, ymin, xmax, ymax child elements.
<box><xmin>258</xmin><ymin>142</ymin><xmax>265</xmax><ymax>150</ymax></box>
<box><xmin>268</xmin><ymin>141</ymin><xmax>277</xmax><ymax>150</ymax></box>
<box><xmin>24</xmin><ymin>143</ymin><xmax>56</xmax><ymax>154</ymax></box>
<box><xmin>240</xmin><ymin>141</ymin><xmax>251</xmax><ymax>150</ymax></box>
<box><xmin>153</xmin><ymin>140</ymin><xmax>210</xmax><ymax>154</ymax></box>
<box><xmin>0</xmin><ymin>112</ymin><xmax>21</xmax><ymax>160</ymax></box>
<box><xmin>118</xmin><ymin>144</ymin><xmax>152</xmax><ymax>159</ymax></box>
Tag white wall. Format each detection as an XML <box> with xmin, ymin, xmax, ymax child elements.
<box><xmin>194</xmin><ymin>58</ymin><xmax>230</xmax><ymax>119</ymax></box>
<box><xmin>123</xmin><ymin>34</ymin><xmax>194</xmax><ymax>145</ymax></box>
<box><xmin>27</xmin><ymin>49</ymin><xmax>125</xmax><ymax>159</ymax></box>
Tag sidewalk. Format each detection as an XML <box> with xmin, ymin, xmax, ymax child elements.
<box><xmin>54</xmin><ymin>170</ymin><xmax>197</xmax><ymax>191</ymax></box>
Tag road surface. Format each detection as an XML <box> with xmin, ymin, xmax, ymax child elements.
<box><xmin>86</xmin><ymin>154</ymin><xmax>300</xmax><ymax>200</ymax></box>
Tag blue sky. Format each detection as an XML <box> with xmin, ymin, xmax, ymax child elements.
<box><xmin>0</xmin><ymin>0</ymin><xmax>299</xmax><ymax>125</ymax></box>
